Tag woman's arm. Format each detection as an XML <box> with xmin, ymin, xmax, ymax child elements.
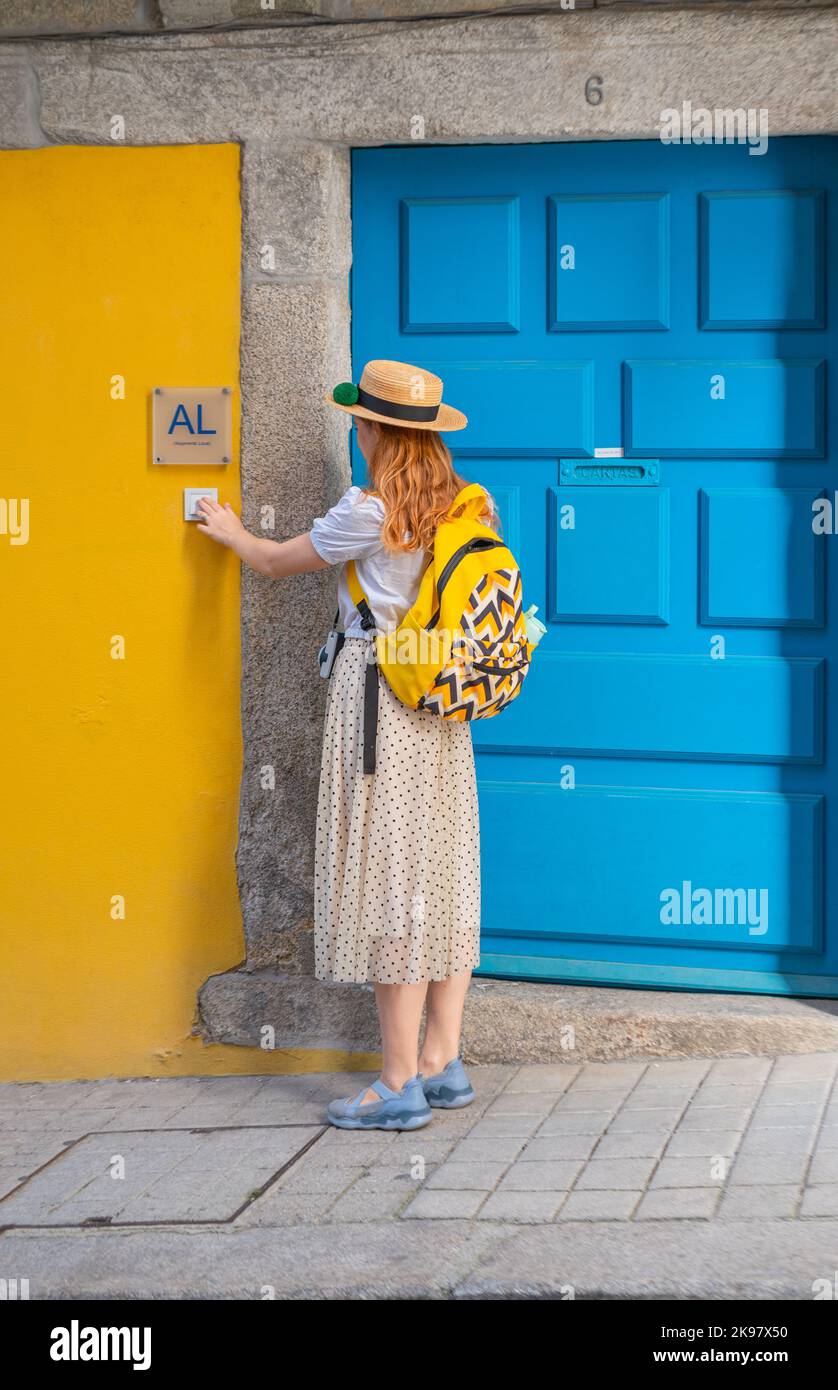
<box><xmin>195</xmin><ymin>496</ymin><xmax>330</xmax><ymax>578</ymax></box>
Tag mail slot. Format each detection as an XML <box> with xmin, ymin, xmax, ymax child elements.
<box><xmin>559</xmin><ymin>459</ymin><xmax>660</xmax><ymax>485</ymax></box>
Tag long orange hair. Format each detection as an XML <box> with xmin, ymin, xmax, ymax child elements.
<box><xmin>364</xmin><ymin>423</ymin><xmax>471</xmax><ymax>553</ymax></box>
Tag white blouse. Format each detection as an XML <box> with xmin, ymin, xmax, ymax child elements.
<box><xmin>310</xmin><ymin>484</ymin><xmax>498</xmax><ymax>639</ymax></box>
<box><xmin>309</xmin><ymin>486</ymin><xmax>428</xmax><ymax>639</ymax></box>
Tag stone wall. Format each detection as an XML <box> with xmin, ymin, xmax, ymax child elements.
<box><xmin>2</xmin><ymin>5</ymin><xmax>837</xmax><ymax>1053</ymax></box>
<box><xmin>1</xmin><ymin>1</ymin><xmax>835</xmax><ymax>44</ymax></box>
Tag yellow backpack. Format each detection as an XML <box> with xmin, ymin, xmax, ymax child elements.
<box><xmin>346</xmin><ymin>483</ymin><xmax>534</xmax><ymax>772</ymax></box>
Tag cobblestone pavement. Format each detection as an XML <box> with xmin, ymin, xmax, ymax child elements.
<box><xmin>2</xmin><ymin>1055</ymin><xmax>838</xmax><ymax>1298</ymax></box>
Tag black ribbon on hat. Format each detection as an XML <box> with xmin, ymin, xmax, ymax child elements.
<box><xmin>356</xmin><ymin>386</ymin><xmax>440</xmax><ymax>423</ymax></box>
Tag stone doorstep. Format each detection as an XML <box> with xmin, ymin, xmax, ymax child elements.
<box><xmin>198</xmin><ymin>970</ymin><xmax>838</xmax><ymax>1064</ymax></box>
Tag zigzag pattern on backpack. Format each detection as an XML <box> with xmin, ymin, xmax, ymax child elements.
<box><xmin>468</xmin><ymin>568</ymin><xmax>522</xmax><ymax>642</ymax></box>
<box><xmin>420</xmin><ymin>568</ymin><xmax>529</xmax><ymax>721</ymax></box>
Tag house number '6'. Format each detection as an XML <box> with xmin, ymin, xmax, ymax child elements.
<box><xmin>585</xmin><ymin>76</ymin><xmax>603</xmax><ymax>105</ymax></box>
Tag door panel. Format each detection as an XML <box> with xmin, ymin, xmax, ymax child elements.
<box><xmin>625</xmin><ymin>358</ymin><xmax>825</xmax><ymax>457</ymax></box>
<box><xmin>699</xmin><ymin>489</ymin><xmax>825</xmax><ymax>628</ymax></box>
<box><xmin>351</xmin><ymin>136</ymin><xmax>838</xmax><ymax>996</ymax></box>
<box><xmin>425</xmin><ymin>360</ymin><xmax>595</xmax><ymax>455</ymax></box>
<box><xmin>548</xmin><ymin>192</ymin><xmax>670</xmax><ymax>330</ymax></box>
<box><xmin>401</xmin><ymin>195</ymin><xmax>520</xmax><ymax>332</ymax></box>
<box><xmin>481</xmin><ymin>783</ymin><xmax>823</xmax><ymax>954</ymax></box>
<box><xmin>476</xmin><ymin>652</ymin><xmax>824</xmax><ymax>764</ymax></box>
<box><xmin>549</xmin><ymin>486</ymin><xmax>670</xmax><ymax>624</ymax></box>
<box><xmin>699</xmin><ymin>190</ymin><xmax>825</xmax><ymax>330</ymax></box>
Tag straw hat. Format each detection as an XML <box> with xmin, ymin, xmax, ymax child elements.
<box><xmin>325</xmin><ymin>359</ymin><xmax>467</xmax><ymax>432</ymax></box>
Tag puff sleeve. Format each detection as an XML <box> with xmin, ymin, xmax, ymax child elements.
<box><xmin>309</xmin><ymin>486</ymin><xmax>385</xmax><ymax>564</ymax></box>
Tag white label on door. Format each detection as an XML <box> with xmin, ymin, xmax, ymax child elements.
<box><xmin>594</xmin><ymin>447</ymin><xmax>625</xmax><ymax>458</ymax></box>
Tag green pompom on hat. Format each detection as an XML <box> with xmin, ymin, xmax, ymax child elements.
<box><xmin>332</xmin><ymin>381</ymin><xmax>359</xmax><ymax>406</ymax></box>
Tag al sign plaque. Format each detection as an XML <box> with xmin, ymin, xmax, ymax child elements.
<box><xmin>152</xmin><ymin>386</ymin><xmax>233</xmax><ymax>465</ymax></box>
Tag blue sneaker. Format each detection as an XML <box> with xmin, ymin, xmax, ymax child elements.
<box><xmin>326</xmin><ymin>1074</ymin><xmax>432</xmax><ymax>1131</ymax></box>
<box><xmin>421</xmin><ymin>1058</ymin><xmax>475</xmax><ymax>1109</ymax></box>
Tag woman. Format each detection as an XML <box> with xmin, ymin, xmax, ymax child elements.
<box><xmin>197</xmin><ymin>360</ymin><xmax>492</xmax><ymax>1132</ymax></box>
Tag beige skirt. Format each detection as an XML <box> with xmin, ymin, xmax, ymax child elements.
<box><xmin>313</xmin><ymin>638</ymin><xmax>481</xmax><ymax>985</ymax></box>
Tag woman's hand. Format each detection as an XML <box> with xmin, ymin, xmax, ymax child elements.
<box><xmin>193</xmin><ymin>495</ymin><xmax>329</xmax><ymax>577</ymax></box>
<box><xmin>195</xmin><ymin>496</ymin><xmax>246</xmax><ymax>549</ymax></box>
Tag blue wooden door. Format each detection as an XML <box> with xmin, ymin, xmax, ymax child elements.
<box><xmin>351</xmin><ymin>137</ymin><xmax>838</xmax><ymax>997</ymax></box>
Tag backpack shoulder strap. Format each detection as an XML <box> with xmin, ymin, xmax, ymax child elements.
<box><xmin>345</xmin><ymin>559</ymin><xmax>377</xmax><ymax>633</ymax></box>
<box><xmin>345</xmin><ymin>560</ymin><xmax>379</xmax><ymax>776</ymax></box>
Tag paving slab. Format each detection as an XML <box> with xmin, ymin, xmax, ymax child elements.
<box><xmin>677</xmin><ymin>1105</ymin><xmax>754</xmax><ymax>1131</ymax></box>
<box><xmin>558</xmin><ymin>1189</ymin><xmax>640</xmax><ymax>1222</ymax></box>
<box><xmin>402</xmin><ymin>1190</ymin><xmax>489</xmax><ymax>1220</ymax></box>
<box><xmin>717</xmin><ymin>1185</ymin><xmax>800</xmax><ymax>1220</ymax></box>
<box><xmin>729</xmin><ymin>1154</ymin><xmax>812</xmax><ymax>1186</ymax></box>
<box><xmin>444</xmin><ymin>1136</ymin><xmax>525</xmax><ymax>1164</ymax></box>
<box><xmin>636</xmin><ymin>1187</ymin><xmax>721</xmax><ymax>1221</ymax></box>
<box><xmin>477</xmin><ymin>1190</ymin><xmax>564</xmax><ymax>1222</ymax></box>
<box><xmin>651</xmin><ymin>1155</ymin><xmax>728</xmax><ymax>1188</ymax></box>
<box><xmin>589</xmin><ymin>1130</ymin><xmax>670</xmax><ymax>1160</ymax></box>
<box><xmin>516</xmin><ymin>1134</ymin><xmax>599</xmax><ymax>1162</ymax></box>
<box><xmin>0</xmin><ymin>1127</ymin><xmax>321</xmax><ymax>1226</ymax></box>
<box><xmin>506</xmin><ymin>1065</ymin><xmax>581</xmax><ymax>1093</ymax></box>
<box><xmin>497</xmin><ymin>1160</ymin><xmax>582</xmax><ymax>1192</ymax></box>
<box><xmin>800</xmin><ymin>1186</ymin><xmax>838</xmax><ymax>1217</ymax></box>
<box><xmin>425</xmin><ymin>1162</ymin><xmax>509</xmax><ymax>1191</ymax></box>
<box><xmin>664</xmin><ymin>1128</ymin><xmax>743</xmax><ymax>1157</ymax></box>
<box><xmin>810</xmin><ymin>1151</ymin><xmax>838</xmax><ymax>1183</ymax></box>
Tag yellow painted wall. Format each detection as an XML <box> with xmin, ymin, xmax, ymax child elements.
<box><xmin>0</xmin><ymin>144</ymin><xmax>370</xmax><ymax>1083</ymax></box>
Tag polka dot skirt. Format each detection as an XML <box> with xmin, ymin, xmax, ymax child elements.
<box><xmin>314</xmin><ymin>638</ymin><xmax>481</xmax><ymax>985</ymax></box>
